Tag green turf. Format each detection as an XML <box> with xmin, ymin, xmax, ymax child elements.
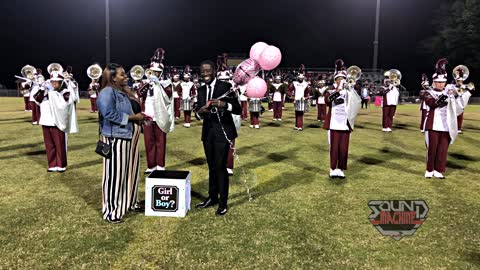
<box><xmin>0</xmin><ymin>97</ymin><xmax>479</xmax><ymax>269</ymax></box>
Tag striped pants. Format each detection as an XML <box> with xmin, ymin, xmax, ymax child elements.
<box><xmin>126</xmin><ymin>123</ymin><xmax>141</xmax><ymax>210</ymax></box>
<box><xmin>101</xmin><ymin>136</ymin><xmax>131</xmax><ymax>222</ymax></box>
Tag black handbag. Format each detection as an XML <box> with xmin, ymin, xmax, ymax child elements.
<box><xmin>95</xmin><ymin>112</ymin><xmax>113</xmax><ymax>159</ymax></box>
<box><xmin>95</xmin><ymin>139</ymin><xmax>111</xmax><ymax>159</ymax></box>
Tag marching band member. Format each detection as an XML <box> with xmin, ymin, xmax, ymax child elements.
<box><xmin>88</xmin><ymin>81</ymin><xmax>99</xmax><ymax>113</ymax></box>
<box><xmin>419</xmin><ymin>74</ymin><xmax>430</xmax><ymax>132</ymax></box>
<box><xmin>380</xmin><ymin>70</ymin><xmax>400</xmax><ymax>132</ymax></box>
<box><xmin>323</xmin><ymin>59</ymin><xmax>361</xmax><ymax>178</ymax></box>
<box><xmin>288</xmin><ymin>65</ymin><xmax>310</xmax><ymax>131</ymax></box>
<box><xmin>267</xmin><ymin>77</ymin><xmax>274</xmax><ymax>111</ymax></box>
<box><xmin>18</xmin><ymin>65</ymin><xmax>42</xmax><ymax>124</ymax></box>
<box><xmin>360</xmin><ymin>83</ymin><xmax>370</xmax><ymax>109</ymax></box>
<box><xmin>138</xmin><ymin>48</ymin><xmax>175</xmax><ymax>173</ymax></box>
<box><xmin>31</xmin><ymin>69</ymin><xmax>43</xmax><ymax>125</ymax></box>
<box><xmin>63</xmin><ymin>66</ymin><xmax>80</xmax><ymax>129</ymax></box>
<box><xmin>127</xmin><ymin>82</ymin><xmax>143</xmax><ymax>213</ymax></box>
<box><xmin>193</xmin><ymin>74</ymin><xmax>201</xmax><ymax>89</ymax></box>
<box><xmin>180</xmin><ymin>66</ymin><xmax>196</xmax><ymax>128</ymax></box>
<box><xmin>316</xmin><ymin>78</ymin><xmax>328</xmax><ymax>121</ymax></box>
<box><xmin>87</xmin><ymin>64</ymin><xmax>102</xmax><ymax>113</ymax></box>
<box><xmin>282</xmin><ymin>72</ymin><xmax>289</xmax><ymax>109</ymax></box>
<box><xmin>271</xmin><ymin>72</ymin><xmax>287</xmax><ymax>121</ymax></box>
<box><xmin>423</xmin><ymin>58</ymin><xmax>466</xmax><ymax>179</ymax></box>
<box><xmin>31</xmin><ymin>64</ymin><xmax>78</xmax><ymax>172</ymax></box>
<box><xmin>238</xmin><ymin>83</ymin><xmax>248</xmax><ymax>121</ymax></box>
<box><xmin>172</xmin><ymin>68</ymin><xmax>182</xmax><ymax>120</ymax></box>
<box><xmin>124</xmin><ymin>64</ymin><xmax>146</xmax><ymax>212</ymax></box>
<box><xmin>63</xmin><ymin>66</ymin><xmax>80</xmax><ymax>104</ymax></box>
<box><xmin>20</xmin><ymin>81</ymin><xmax>31</xmax><ymax>112</ymax></box>
<box><xmin>249</xmin><ymin>95</ymin><xmax>261</xmax><ymax>129</ymax></box>
<box><xmin>450</xmin><ymin>65</ymin><xmax>475</xmax><ymax>134</ymax></box>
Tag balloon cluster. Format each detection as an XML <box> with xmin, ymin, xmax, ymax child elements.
<box><xmin>233</xmin><ymin>42</ymin><xmax>282</xmax><ymax>98</ymax></box>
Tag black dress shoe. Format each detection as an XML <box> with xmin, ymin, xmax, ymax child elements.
<box><xmin>105</xmin><ymin>218</ymin><xmax>123</xmax><ymax>224</ymax></box>
<box><xmin>215</xmin><ymin>207</ymin><xmax>228</xmax><ymax>216</ymax></box>
<box><xmin>195</xmin><ymin>198</ymin><xmax>218</xmax><ymax>209</ymax></box>
<box><xmin>132</xmin><ymin>204</ymin><xmax>144</xmax><ymax>212</ymax></box>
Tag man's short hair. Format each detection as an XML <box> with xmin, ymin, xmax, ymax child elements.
<box><xmin>200</xmin><ymin>60</ymin><xmax>216</xmax><ymax>71</ymax></box>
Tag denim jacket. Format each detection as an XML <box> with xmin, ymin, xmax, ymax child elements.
<box><xmin>96</xmin><ymin>86</ymin><xmax>133</xmax><ymax>139</ymax></box>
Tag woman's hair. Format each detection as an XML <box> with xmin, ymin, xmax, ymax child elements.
<box><xmin>100</xmin><ymin>63</ymin><xmax>136</xmax><ymax>98</ymax></box>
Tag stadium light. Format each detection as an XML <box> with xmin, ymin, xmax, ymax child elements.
<box><xmin>372</xmin><ymin>0</ymin><xmax>380</xmax><ymax>70</ymax></box>
<box><xmin>105</xmin><ymin>0</ymin><xmax>110</xmax><ymax>65</ymax></box>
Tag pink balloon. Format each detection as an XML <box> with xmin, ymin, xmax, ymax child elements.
<box><xmin>249</xmin><ymin>42</ymin><xmax>269</xmax><ymax>62</ymax></box>
<box><xmin>233</xmin><ymin>58</ymin><xmax>261</xmax><ymax>86</ymax></box>
<box><xmin>246</xmin><ymin>77</ymin><xmax>267</xmax><ymax>98</ymax></box>
<box><xmin>258</xmin><ymin>45</ymin><xmax>282</xmax><ymax>71</ymax></box>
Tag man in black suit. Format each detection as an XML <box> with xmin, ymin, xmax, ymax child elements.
<box><xmin>194</xmin><ymin>60</ymin><xmax>242</xmax><ymax>216</ymax></box>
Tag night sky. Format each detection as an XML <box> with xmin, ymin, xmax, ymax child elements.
<box><xmin>0</xmin><ymin>0</ymin><xmax>446</xmax><ymax>91</ymax></box>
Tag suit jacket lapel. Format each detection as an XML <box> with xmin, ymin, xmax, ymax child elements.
<box><xmin>212</xmin><ymin>81</ymin><xmax>219</xmax><ymax>99</ymax></box>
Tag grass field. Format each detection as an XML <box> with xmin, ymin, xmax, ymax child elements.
<box><xmin>0</xmin><ymin>97</ymin><xmax>479</xmax><ymax>269</ymax></box>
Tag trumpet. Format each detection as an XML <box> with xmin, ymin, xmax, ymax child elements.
<box><xmin>145</xmin><ymin>68</ymin><xmax>154</xmax><ymax>78</ymax></box>
<box><xmin>456</xmin><ymin>82</ymin><xmax>476</xmax><ymax>95</ymax></box>
<box><xmin>130</xmin><ymin>65</ymin><xmax>145</xmax><ymax>81</ymax></box>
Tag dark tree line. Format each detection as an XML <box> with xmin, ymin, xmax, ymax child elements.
<box><xmin>420</xmin><ymin>0</ymin><xmax>480</xmax><ymax>85</ymax></box>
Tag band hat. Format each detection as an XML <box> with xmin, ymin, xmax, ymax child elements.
<box><xmin>432</xmin><ymin>58</ymin><xmax>448</xmax><ymax>82</ymax></box>
<box><xmin>50</xmin><ymin>71</ymin><xmax>64</xmax><ymax>81</ymax></box>
<box><xmin>183</xmin><ymin>65</ymin><xmax>191</xmax><ymax>78</ymax></box>
<box><xmin>217</xmin><ymin>71</ymin><xmax>230</xmax><ymax>80</ymax></box>
<box><xmin>334</xmin><ymin>59</ymin><xmax>347</xmax><ymax>79</ymax></box>
<box><xmin>149</xmin><ymin>48</ymin><xmax>165</xmax><ymax>72</ymax></box>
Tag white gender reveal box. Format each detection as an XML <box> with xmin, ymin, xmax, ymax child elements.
<box><xmin>145</xmin><ymin>170</ymin><xmax>191</xmax><ymax>217</ymax></box>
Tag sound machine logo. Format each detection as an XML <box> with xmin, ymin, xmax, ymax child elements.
<box><xmin>368</xmin><ymin>200</ymin><xmax>429</xmax><ymax>240</ymax></box>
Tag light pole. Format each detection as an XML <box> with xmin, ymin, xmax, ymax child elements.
<box><xmin>105</xmin><ymin>0</ymin><xmax>110</xmax><ymax>65</ymax></box>
<box><xmin>372</xmin><ymin>0</ymin><xmax>380</xmax><ymax>70</ymax></box>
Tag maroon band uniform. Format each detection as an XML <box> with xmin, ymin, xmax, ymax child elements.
<box><xmin>423</xmin><ymin>58</ymin><xmax>465</xmax><ymax>179</ymax></box>
<box><xmin>180</xmin><ymin>66</ymin><xmax>197</xmax><ymax>128</ymax></box>
<box><xmin>380</xmin><ymin>83</ymin><xmax>399</xmax><ymax>132</ymax></box>
<box><xmin>88</xmin><ymin>81</ymin><xmax>99</xmax><ymax>113</ymax></box>
<box><xmin>270</xmin><ymin>75</ymin><xmax>287</xmax><ymax>121</ymax></box>
<box><xmin>288</xmin><ymin>65</ymin><xmax>310</xmax><ymax>131</ymax></box>
<box><xmin>32</xmin><ymin>68</ymin><xmax>77</xmax><ymax>172</ymax></box>
<box><xmin>139</xmin><ymin>48</ymin><xmax>173</xmax><ymax>173</ymax></box>
<box><xmin>419</xmin><ymin>74</ymin><xmax>430</xmax><ymax>132</ymax></box>
<box><xmin>323</xmin><ymin>59</ymin><xmax>361</xmax><ymax>178</ymax></box>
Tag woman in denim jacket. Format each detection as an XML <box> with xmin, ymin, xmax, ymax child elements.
<box><xmin>97</xmin><ymin>63</ymin><xmax>145</xmax><ymax>224</ymax></box>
